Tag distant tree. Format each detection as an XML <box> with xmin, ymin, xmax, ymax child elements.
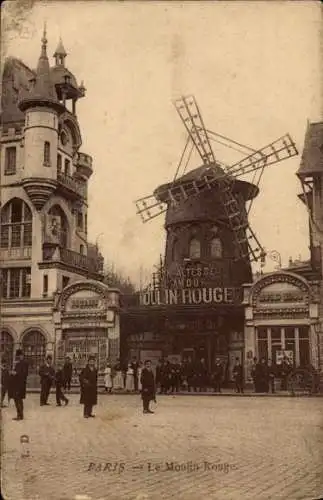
<box><xmin>103</xmin><ymin>263</ymin><xmax>136</xmax><ymax>295</ymax></box>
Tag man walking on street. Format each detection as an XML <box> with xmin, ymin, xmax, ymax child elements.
<box><xmin>11</xmin><ymin>349</ymin><xmax>29</xmax><ymax>421</ymax></box>
<box><xmin>140</xmin><ymin>360</ymin><xmax>156</xmax><ymax>414</ymax></box>
<box><xmin>212</xmin><ymin>358</ymin><xmax>223</xmax><ymax>393</ymax></box>
<box><xmin>232</xmin><ymin>358</ymin><xmax>244</xmax><ymax>393</ymax></box>
<box><xmin>39</xmin><ymin>355</ymin><xmax>55</xmax><ymax>406</ymax></box>
<box><xmin>55</xmin><ymin>364</ymin><xmax>69</xmax><ymax>406</ymax></box>
<box><xmin>62</xmin><ymin>356</ymin><xmax>73</xmax><ymax>391</ymax></box>
<box><xmin>79</xmin><ymin>355</ymin><xmax>98</xmax><ymax>418</ymax></box>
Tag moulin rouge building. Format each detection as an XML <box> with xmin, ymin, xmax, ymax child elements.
<box><xmin>0</xmin><ymin>31</ymin><xmax>120</xmax><ymax>386</ymax></box>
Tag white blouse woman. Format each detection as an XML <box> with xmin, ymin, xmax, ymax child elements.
<box><xmin>125</xmin><ymin>364</ymin><xmax>135</xmax><ymax>392</ymax></box>
<box><xmin>104</xmin><ymin>363</ymin><xmax>113</xmax><ymax>393</ymax></box>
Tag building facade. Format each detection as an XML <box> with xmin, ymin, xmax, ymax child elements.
<box><xmin>0</xmin><ymin>31</ymin><xmax>120</xmax><ymax>384</ymax></box>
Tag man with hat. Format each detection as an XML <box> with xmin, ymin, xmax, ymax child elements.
<box><xmin>79</xmin><ymin>355</ymin><xmax>98</xmax><ymax>418</ymax></box>
<box><xmin>39</xmin><ymin>354</ymin><xmax>55</xmax><ymax>406</ymax></box>
<box><xmin>11</xmin><ymin>349</ymin><xmax>29</xmax><ymax>421</ymax></box>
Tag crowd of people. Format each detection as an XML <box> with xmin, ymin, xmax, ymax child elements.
<box><xmin>1</xmin><ymin>349</ymin><xmax>320</xmax><ymax>421</ymax></box>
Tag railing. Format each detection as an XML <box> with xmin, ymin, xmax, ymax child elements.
<box><xmin>43</xmin><ymin>246</ymin><xmax>102</xmax><ymax>274</ymax></box>
<box><xmin>0</xmin><ymin>247</ymin><xmax>32</xmax><ymax>260</ymax></box>
<box><xmin>57</xmin><ymin>172</ymin><xmax>87</xmax><ymax>199</ymax></box>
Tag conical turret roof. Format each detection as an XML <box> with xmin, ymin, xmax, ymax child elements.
<box><xmin>19</xmin><ymin>27</ymin><xmax>63</xmax><ymax>113</ymax></box>
<box><xmin>53</xmin><ymin>37</ymin><xmax>67</xmax><ymax>58</ymax></box>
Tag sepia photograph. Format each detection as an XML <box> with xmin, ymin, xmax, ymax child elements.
<box><xmin>0</xmin><ymin>1</ymin><xmax>322</xmax><ymax>499</ymax></box>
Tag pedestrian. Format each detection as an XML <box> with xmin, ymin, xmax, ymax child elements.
<box><xmin>212</xmin><ymin>358</ymin><xmax>223</xmax><ymax>393</ymax></box>
<box><xmin>79</xmin><ymin>355</ymin><xmax>98</xmax><ymax>418</ymax></box>
<box><xmin>131</xmin><ymin>357</ymin><xmax>139</xmax><ymax>392</ymax></box>
<box><xmin>257</xmin><ymin>358</ymin><xmax>269</xmax><ymax>393</ymax></box>
<box><xmin>39</xmin><ymin>355</ymin><xmax>55</xmax><ymax>406</ymax></box>
<box><xmin>62</xmin><ymin>356</ymin><xmax>73</xmax><ymax>391</ymax></box>
<box><xmin>140</xmin><ymin>360</ymin><xmax>156</xmax><ymax>414</ymax></box>
<box><xmin>268</xmin><ymin>359</ymin><xmax>276</xmax><ymax>394</ymax></box>
<box><xmin>125</xmin><ymin>363</ymin><xmax>135</xmax><ymax>392</ymax></box>
<box><xmin>11</xmin><ymin>349</ymin><xmax>29</xmax><ymax>421</ymax></box>
<box><xmin>232</xmin><ymin>358</ymin><xmax>244</xmax><ymax>393</ymax></box>
<box><xmin>1</xmin><ymin>360</ymin><xmax>10</xmax><ymax>407</ymax></box>
<box><xmin>251</xmin><ymin>357</ymin><xmax>258</xmax><ymax>392</ymax></box>
<box><xmin>280</xmin><ymin>355</ymin><xmax>292</xmax><ymax>391</ymax></box>
<box><xmin>104</xmin><ymin>362</ymin><xmax>113</xmax><ymax>393</ymax></box>
<box><xmin>155</xmin><ymin>359</ymin><xmax>162</xmax><ymax>393</ymax></box>
<box><xmin>113</xmin><ymin>358</ymin><xmax>124</xmax><ymax>390</ymax></box>
<box><xmin>137</xmin><ymin>361</ymin><xmax>143</xmax><ymax>392</ymax></box>
<box><xmin>55</xmin><ymin>364</ymin><xmax>69</xmax><ymax>406</ymax></box>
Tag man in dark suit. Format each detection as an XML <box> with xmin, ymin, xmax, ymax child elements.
<box><xmin>1</xmin><ymin>360</ymin><xmax>10</xmax><ymax>407</ymax></box>
<box><xmin>62</xmin><ymin>356</ymin><xmax>73</xmax><ymax>391</ymax></box>
<box><xmin>140</xmin><ymin>360</ymin><xmax>156</xmax><ymax>414</ymax></box>
<box><xmin>79</xmin><ymin>355</ymin><xmax>98</xmax><ymax>418</ymax></box>
<box><xmin>39</xmin><ymin>355</ymin><xmax>55</xmax><ymax>406</ymax></box>
<box><xmin>11</xmin><ymin>349</ymin><xmax>29</xmax><ymax>421</ymax></box>
<box><xmin>55</xmin><ymin>364</ymin><xmax>69</xmax><ymax>406</ymax></box>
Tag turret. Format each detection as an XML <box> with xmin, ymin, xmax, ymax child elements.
<box><xmin>19</xmin><ymin>27</ymin><xmax>64</xmax><ymax>210</ymax></box>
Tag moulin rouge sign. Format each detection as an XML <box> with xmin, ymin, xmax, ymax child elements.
<box><xmin>140</xmin><ymin>287</ymin><xmax>241</xmax><ymax>306</ymax></box>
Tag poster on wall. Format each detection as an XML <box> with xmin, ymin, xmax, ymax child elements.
<box><xmin>276</xmin><ymin>350</ymin><xmax>294</xmax><ymax>365</ymax></box>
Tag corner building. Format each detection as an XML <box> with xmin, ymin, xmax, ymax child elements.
<box><xmin>0</xmin><ymin>32</ymin><xmax>120</xmax><ymax>386</ymax></box>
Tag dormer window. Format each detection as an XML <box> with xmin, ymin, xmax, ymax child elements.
<box><xmin>43</xmin><ymin>141</ymin><xmax>50</xmax><ymax>166</ymax></box>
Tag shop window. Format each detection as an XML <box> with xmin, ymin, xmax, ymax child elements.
<box><xmin>210</xmin><ymin>237</ymin><xmax>222</xmax><ymax>258</ymax></box>
<box><xmin>1</xmin><ymin>267</ymin><xmax>31</xmax><ymax>298</ymax></box>
<box><xmin>0</xmin><ymin>199</ymin><xmax>32</xmax><ymax>249</ymax></box>
<box><xmin>0</xmin><ymin>330</ymin><xmax>14</xmax><ymax>367</ymax></box>
<box><xmin>5</xmin><ymin>146</ymin><xmax>17</xmax><ymax>175</ymax></box>
<box><xmin>189</xmin><ymin>238</ymin><xmax>201</xmax><ymax>259</ymax></box>
<box><xmin>22</xmin><ymin>330</ymin><xmax>46</xmax><ymax>375</ymax></box>
<box><xmin>44</xmin><ymin>141</ymin><xmax>50</xmax><ymax>165</ymax></box>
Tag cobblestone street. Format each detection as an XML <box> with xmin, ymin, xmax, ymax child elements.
<box><xmin>2</xmin><ymin>394</ymin><xmax>323</xmax><ymax>500</ymax></box>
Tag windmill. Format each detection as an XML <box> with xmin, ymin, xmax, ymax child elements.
<box><xmin>135</xmin><ymin>95</ymin><xmax>298</xmax><ymax>264</ymax></box>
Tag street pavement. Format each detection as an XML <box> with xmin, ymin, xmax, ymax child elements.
<box><xmin>1</xmin><ymin>393</ymin><xmax>323</xmax><ymax>500</ymax></box>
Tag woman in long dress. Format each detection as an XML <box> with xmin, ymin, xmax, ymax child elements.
<box><xmin>125</xmin><ymin>363</ymin><xmax>135</xmax><ymax>392</ymax></box>
<box><xmin>104</xmin><ymin>363</ymin><xmax>113</xmax><ymax>393</ymax></box>
<box><xmin>137</xmin><ymin>362</ymin><xmax>143</xmax><ymax>392</ymax></box>
<box><xmin>113</xmin><ymin>359</ymin><xmax>124</xmax><ymax>390</ymax></box>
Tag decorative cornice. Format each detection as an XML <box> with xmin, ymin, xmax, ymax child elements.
<box><xmin>250</xmin><ymin>272</ymin><xmax>310</xmax><ymax>306</ymax></box>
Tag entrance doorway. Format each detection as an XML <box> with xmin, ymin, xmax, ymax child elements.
<box><xmin>256</xmin><ymin>325</ymin><xmax>310</xmax><ymax>367</ymax></box>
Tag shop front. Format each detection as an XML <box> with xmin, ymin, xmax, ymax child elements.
<box><xmin>54</xmin><ymin>280</ymin><xmax>120</xmax><ymax>375</ymax></box>
<box><xmin>243</xmin><ymin>271</ymin><xmax>320</xmax><ymax>384</ymax></box>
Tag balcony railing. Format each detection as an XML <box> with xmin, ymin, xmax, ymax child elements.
<box><xmin>43</xmin><ymin>246</ymin><xmax>102</xmax><ymax>274</ymax></box>
<box><xmin>0</xmin><ymin>247</ymin><xmax>32</xmax><ymax>261</ymax></box>
<box><xmin>57</xmin><ymin>172</ymin><xmax>87</xmax><ymax>199</ymax></box>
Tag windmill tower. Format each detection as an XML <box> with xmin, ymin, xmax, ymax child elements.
<box><xmin>135</xmin><ymin>96</ymin><xmax>298</xmax><ymax>292</ymax></box>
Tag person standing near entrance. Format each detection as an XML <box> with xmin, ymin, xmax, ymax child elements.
<box><xmin>79</xmin><ymin>355</ymin><xmax>98</xmax><ymax>418</ymax></box>
<box><xmin>39</xmin><ymin>355</ymin><xmax>55</xmax><ymax>406</ymax></box>
<box><xmin>212</xmin><ymin>358</ymin><xmax>223</xmax><ymax>393</ymax></box>
<box><xmin>232</xmin><ymin>358</ymin><xmax>244</xmax><ymax>393</ymax></box>
<box><xmin>140</xmin><ymin>360</ymin><xmax>156</xmax><ymax>414</ymax></box>
<box><xmin>55</xmin><ymin>364</ymin><xmax>69</xmax><ymax>406</ymax></box>
<box><xmin>1</xmin><ymin>360</ymin><xmax>10</xmax><ymax>407</ymax></box>
<box><xmin>130</xmin><ymin>357</ymin><xmax>139</xmax><ymax>392</ymax></box>
<box><xmin>62</xmin><ymin>356</ymin><xmax>73</xmax><ymax>392</ymax></box>
<box><xmin>268</xmin><ymin>359</ymin><xmax>276</xmax><ymax>394</ymax></box>
<box><xmin>11</xmin><ymin>349</ymin><xmax>29</xmax><ymax>421</ymax></box>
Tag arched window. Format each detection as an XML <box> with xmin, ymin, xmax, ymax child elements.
<box><xmin>48</xmin><ymin>205</ymin><xmax>68</xmax><ymax>248</ymax></box>
<box><xmin>22</xmin><ymin>330</ymin><xmax>46</xmax><ymax>375</ymax></box>
<box><xmin>44</xmin><ymin>141</ymin><xmax>50</xmax><ymax>165</ymax></box>
<box><xmin>0</xmin><ymin>198</ymin><xmax>32</xmax><ymax>249</ymax></box>
<box><xmin>189</xmin><ymin>238</ymin><xmax>201</xmax><ymax>259</ymax></box>
<box><xmin>0</xmin><ymin>330</ymin><xmax>14</xmax><ymax>367</ymax></box>
<box><xmin>80</xmin><ymin>244</ymin><xmax>84</xmax><ymax>255</ymax></box>
<box><xmin>210</xmin><ymin>237</ymin><xmax>222</xmax><ymax>258</ymax></box>
<box><xmin>64</xmin><ymin>159</ymin><xmax>70</xmax><ymax>176</ymax></box>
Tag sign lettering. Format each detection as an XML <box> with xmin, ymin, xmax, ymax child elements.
<box><xmin>139</xmin><ymin>287</ymin><xmax>241</xmax><ymax>306</ymax></box>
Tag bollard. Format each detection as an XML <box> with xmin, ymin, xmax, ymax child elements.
<box><xmin>20</xmin><ymin>434</ymin><xmax>30</xmax><ymax>458</ymax></box>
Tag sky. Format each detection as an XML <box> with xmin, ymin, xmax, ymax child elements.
<box><xmin>2</xmin><ymin>0</ymin><xmax>322</xmax><ymax>286</ymax></box>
